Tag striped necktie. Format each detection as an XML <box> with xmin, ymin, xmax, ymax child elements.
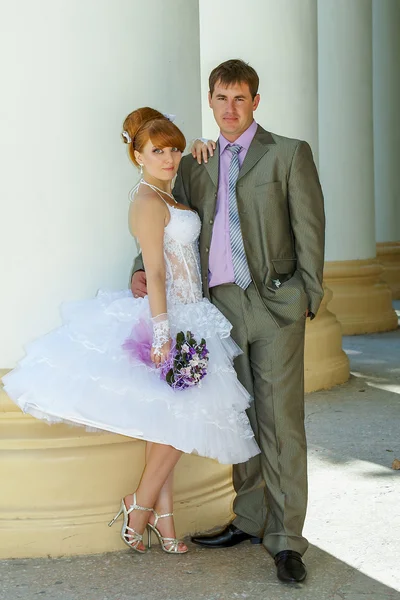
<box><xmin>227</xmin><ymin>144</ymin><xmax>252</xmax><ymax>289</ymax></box>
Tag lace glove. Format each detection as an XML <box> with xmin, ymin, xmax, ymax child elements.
<box><xmin>151</xmin><ymin>313</ymin><xmax>170</xmax><ymax>357</ymax></box>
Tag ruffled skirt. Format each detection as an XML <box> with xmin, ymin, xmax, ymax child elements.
<box><xmin>2</xmin><ymin>290</ymin><xmax>259</xmax><ymax>464</ymax></box>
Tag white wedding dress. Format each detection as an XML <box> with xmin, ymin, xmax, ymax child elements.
<box><xmin>3</xmin><ymin>195</ymin><xmax>260</xmax><ymax>464</ymax></box>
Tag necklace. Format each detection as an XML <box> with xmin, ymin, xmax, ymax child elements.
<box><xmin>139</xmin><ymin>179</ymin><xmax>177</xmax><ymax>203</ymax></box>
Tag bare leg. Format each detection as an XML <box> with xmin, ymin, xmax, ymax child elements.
<box><xmin>145</xmin><ymin>444</ymin><xmax>187</xmax><ymax>552</ymax></box>
<box><xmin>145</xmin><ymin>443</ymin><xmax>174</xmax><ymax>520</ymax></box>
<box><xmin>145</xmin><ymin>443</ymin><xmax>174</xmax><ymax>521</ymax></box>
<box><xmin>124</xmin><ymin>442</ymin><xmax>182</xmax><ymax>551</ymax></box>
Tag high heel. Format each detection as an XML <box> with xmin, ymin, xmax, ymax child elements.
<box><xmin>108</xmin><ymin>492</ymin><xmax>152</xmax><ymax>553</ymax></box>
<box><xmin>147</xmin><ymin>511</ymin><xmax>188</xmax><ymax>554</ymax></box>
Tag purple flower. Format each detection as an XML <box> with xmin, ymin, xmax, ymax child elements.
<box><xmin>162</xmin><ymin>330</ymin><xmax>209</xmax><ymax>391</ymax></box>
<box><xmin>123</xmin><ymin>326</ymin><xmax>209</xmax><ymax>391</ymax></box>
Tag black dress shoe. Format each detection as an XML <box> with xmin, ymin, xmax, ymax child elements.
<box><xmin>191</xmin><ymin>523</ymin><xmax>262</xmax><ymax>548</ymax></box>
<box><xmin>275</xmin><ymin>550</ymin><xmax>307</xmax><ymax>583</ymax></box>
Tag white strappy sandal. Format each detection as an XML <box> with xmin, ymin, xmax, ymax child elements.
<box><xmin>108</xmin><ymin>492</ymin><xmax>153</xmax><ymax>554</ymax></box>
<box><xmin>147</xmin><ymin>510</ymin><xmax>188</xmax><ymax>554</ymax></box>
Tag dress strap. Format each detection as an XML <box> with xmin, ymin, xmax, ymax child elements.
<box><xmin>145</xmin><ymin>186</ymin><xmax>171</xmax><ymax>208</ymax></box>
<box><xmin>129</xmin><ymin>179</ymin><xmax>175</xmax><ymax>206</ymax></box>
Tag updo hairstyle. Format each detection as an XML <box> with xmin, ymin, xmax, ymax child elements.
<box><xmin>122</xmin><ymin>107</ymin><xmax>186</xmax><ymax>166</ymax></box>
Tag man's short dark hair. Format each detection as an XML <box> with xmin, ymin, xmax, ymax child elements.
<box><xmin>209</xmin><ymin>59</ymin><xmax>259</xmax><ymax>99</ymax></box>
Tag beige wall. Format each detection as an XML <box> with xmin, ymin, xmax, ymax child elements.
<box><xmin>0</xmin><ymin>0</ymin><xmax>201</xmax><ymax>367</ymax></box>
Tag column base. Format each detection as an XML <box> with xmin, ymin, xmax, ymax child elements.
<box><xmin>305</xmin><ymin>284</ymin><xmax>350</xmax><ymax>393</ymax></box>
<box><xmin>0</xmin><ymin>370</ymin><xmax>234</xmax><ymax>559</ymax></box>
<box><xmin>376</xmin><ymin>242</ymin><xmax>400</xmax><ymax>300</ymax></box>
<box><xmin>324</xmin><ymin>259</ymin><xmax>398</xmax><ymax>335</ymax></box>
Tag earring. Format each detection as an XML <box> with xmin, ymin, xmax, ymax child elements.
<box><xmin>138</xmin><ymin>164</ymin><xmax>143</xmax><ymax>177</ymax></box>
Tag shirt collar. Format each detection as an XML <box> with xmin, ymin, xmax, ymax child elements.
<box><xmin>219</xmin><ymin>120</ymin><xmax>258</xmax><ymax>153</ymax></box>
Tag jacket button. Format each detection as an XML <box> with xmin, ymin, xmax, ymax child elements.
<box><xmin>209</xmin><ymin>219</ymin><xmax>213</xmax><ymax>224</ymax></box>
<box><xmin>205</xmin><ymin>247</ymin><xmax>209</xmax><ymax>253</ymax></box>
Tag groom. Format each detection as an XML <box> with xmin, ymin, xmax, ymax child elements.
<box><xmin>131</xmin><ymin>59</ymin><xmax>325</xmax><ymax>583</ymax></box>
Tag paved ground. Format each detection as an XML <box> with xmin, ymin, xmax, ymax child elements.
<box><xmin>1</xmin><ymin>303</ymin><xmax>399</xmax><ymax>600</ymax></box>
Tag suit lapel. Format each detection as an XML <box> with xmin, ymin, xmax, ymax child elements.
<box><xmin>203</xmin><ymin>140</ymin><xmax>220</xmax><ymax>189</ymax></box>
<box><xmin>203</xmin><ymin>128</ymin><xmax>275</xmax><ymax>186</ymax></box>
<box><xmin>238</xmin><ymin>126</ymin><xmax>275</xmax><ymax>181</ymax></box>
<box><xmin>198</xmin><ymin>143</ymin><xmax>219</xmax><ymax>283</ymax></box>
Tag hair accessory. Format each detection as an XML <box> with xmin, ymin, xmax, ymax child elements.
<box><xmin>163</xmin><ymin>114</ymin><xmax>176</xmax><ymax>123</ymax></box>
<box><xmin>122</xmin><ymin>130</ymin><xmax>132</xmax><ymax>144</ymax></box>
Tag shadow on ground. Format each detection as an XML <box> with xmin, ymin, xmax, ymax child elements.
<box><xmin>0</xmin><ymin>541</ymin><xmax>399</xmax><ymax>600</ymax></box>
<box><xmin>306</xmin><ymin>303</ymin><xmax>399</xmax><ymax>470</ymax></box>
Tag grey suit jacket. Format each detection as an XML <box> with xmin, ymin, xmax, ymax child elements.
<box><xmin>131</xmin><ymin>125</ymin><xmax>325</xmax><ymax>328</ymax></box>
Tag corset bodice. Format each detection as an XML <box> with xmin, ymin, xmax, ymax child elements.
<box><xmin>163</xmin><ymin>204</ymin><xmax>203</xmax><ymax>305</ymax></box>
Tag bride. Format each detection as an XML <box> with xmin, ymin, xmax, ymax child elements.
<box><xmin>2</xmin><ymin>107</ymin><xmax>259</xmax><ymax>555</ymax></box>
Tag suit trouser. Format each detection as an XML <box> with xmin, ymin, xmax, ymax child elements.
<box><xmin>209</xmin><ymin>283</ymin><xmax>308</xmax><ymax>557</ymax></box>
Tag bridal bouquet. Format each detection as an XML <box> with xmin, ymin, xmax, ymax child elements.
<box><xmin>123</xmin><ymin>321</ymin><xmax>209</xmax><ymax>390</ymax></box>
<box><xmin>160</xmin><ymin>330</ymin><xmax>209</xmax><ymax>390</ymax></box>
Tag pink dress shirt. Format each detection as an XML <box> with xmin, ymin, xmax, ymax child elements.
<box><xmin>208</xmin><ymin>120</ymin><xmax>258</xmax><ymax>288</ymax></box>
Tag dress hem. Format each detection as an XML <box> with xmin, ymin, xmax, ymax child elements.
<box><xmin>19</xmin><ymin>402</ymin><xmax>260</xmax><ymax>465</ymax></box>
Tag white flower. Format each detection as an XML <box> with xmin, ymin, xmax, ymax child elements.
<box><xmin>182</xmin><ymin>344</ymin><xmax>190</xmax><ymax>353</ymax></box>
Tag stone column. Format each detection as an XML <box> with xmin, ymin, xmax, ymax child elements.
<box><xmin>199</xmin><ymin>0</ymin><xmax>349</xmax><ymax>391</ymax></box>
<box><xmin>0</xmin><ymin>0</ymin><xmax>235</xmax><ymax>559</ymax></box>
<box><xmin>318</xmin><ymin>0</ymin><xmax>397</xmax><ymax>334</ymax></box>
<box><xmin>199</xmin><ymin>0</ymin><xmax>319</xmax><ymax>151</ymax></box>
<box><xmin>373</xmin><ymin>0</ymin><xmax>400</xmax><ymax>299</ymax></box>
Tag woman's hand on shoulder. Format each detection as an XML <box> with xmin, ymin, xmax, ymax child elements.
<box><xmin>191</xmin><ymin>139</ymin><xmax>216</xmax><ymax>165</ymax></box>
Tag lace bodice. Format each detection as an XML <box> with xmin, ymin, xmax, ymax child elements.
<box><xmin>131</xmin><ymin>180</ymin><xmax>203</xmax><ymax>306</ymax></box>
<box><xmin>164</xmin><ymin>204</ymin><xmax>203</xmax><ymax>305</ymax></box>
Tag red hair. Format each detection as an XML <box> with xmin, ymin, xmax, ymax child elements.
<box><xmin>122</xmin><ymin>107</ymin><xmax>186</xmax><ymax>166</ymax></box>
